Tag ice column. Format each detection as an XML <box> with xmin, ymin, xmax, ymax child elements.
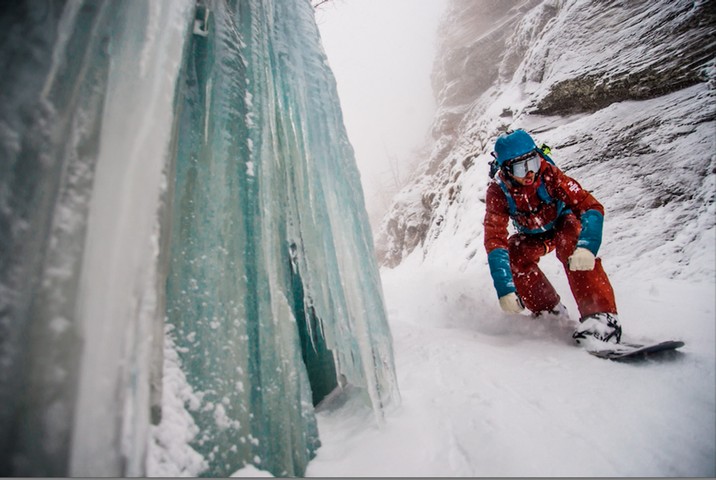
<box><xmin>0</xmin><ymin>0</ymin><xmax>398</xmax><ymax>477</ymax></box>
<box><xmin>0</xmin><ymin>0</ymin><xmax>192</xmax><ymax>476</ymax></box>
<box><xmin>164</xmin><ymin>0</ymin><xmax>399</xmax><ymax>476</ymax></box>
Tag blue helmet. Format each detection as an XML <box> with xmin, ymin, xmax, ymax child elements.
<box><xmin>493</xmin><ymin>129</ymin><xmax>538</xmax><ymax>166</ymax></box>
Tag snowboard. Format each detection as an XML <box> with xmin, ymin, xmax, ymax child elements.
<box><xmin>586</xmin><ymin>340</ymin><xmax>685</xmax><ymax>361</ymax></box>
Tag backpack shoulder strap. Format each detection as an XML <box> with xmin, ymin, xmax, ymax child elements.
<box><xmin>536</xmin><ymin>181</ymin><xmax>553</xmax><ymax>204</ymax></box>
<box><xmin>498</xmin><ymin>171</ymin><xmax>553</xmax><ymax>212</ymax></box>
<box><xmin>494</xmin><ymin>177</ymin><xmax>518</xmax><ymax>217</ymax></box>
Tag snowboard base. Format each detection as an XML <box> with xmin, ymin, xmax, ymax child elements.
<box><xmin>587</xmin><ymin>340</ymin><xmax>685</xmax><ymax>361</ymax></box>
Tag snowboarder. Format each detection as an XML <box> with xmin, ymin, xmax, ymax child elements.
<box><xmin>483</xmin><ymin>129</ymin><xmax>622</xmax><ymax>346</ymax></box>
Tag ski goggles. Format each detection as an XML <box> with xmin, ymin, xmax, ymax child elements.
<box><xmin>505</xmin><ymin>151</ymin><xmax>541</xmax><ymax>177</ymax></box>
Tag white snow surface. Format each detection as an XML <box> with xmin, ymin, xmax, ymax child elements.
<box><xmin>306</xmin><ymin>252</ymin><xmax>715</xmax><ymax>477</ymax></box>
<box><xmin>151</xmin><ymin>242</ymin><xmax>715</xmax><ymax>476</ymax></box>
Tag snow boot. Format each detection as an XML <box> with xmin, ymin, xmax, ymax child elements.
<box><xmin>572</xmin><ymin>313</ymin><xmax>622</xmax><ymax>346</ymax></box>
<box><xmin>532</xmin><ymin>302</ymin><xmax>570</xmax><ymax>321</ymax></box>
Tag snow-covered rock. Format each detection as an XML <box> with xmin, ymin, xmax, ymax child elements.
<box><xmin>376</xmin><ymin>0</ymin><xmax>715</xmax><ymax>283</ymax></box>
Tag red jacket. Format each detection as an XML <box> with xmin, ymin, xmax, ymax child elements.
<box><xmin>484</xmin><ymin>160</ymin><xmax>604</xmax><ymax>253</ymax></box>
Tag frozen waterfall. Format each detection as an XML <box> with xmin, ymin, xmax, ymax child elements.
<box><xmin>0</xmin><ymin>0</ymin><xmax>399</xmax><ymax>476</ymax></box>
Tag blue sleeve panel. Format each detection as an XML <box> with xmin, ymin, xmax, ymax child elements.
<box><xmin>487</xmin><ymin>248</ymin><xmax>516</xmax><ymax>298</ymax></box>
<box><xmin>577</xmin><ymin>209</ymin><xmax>604</xmax><ymax>256</ymax></box>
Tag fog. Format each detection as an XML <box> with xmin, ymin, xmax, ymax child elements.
<box><xmin>316</xmin><ymin>0</ymin><xmax>448</xmax><ymax>228</ymax></box>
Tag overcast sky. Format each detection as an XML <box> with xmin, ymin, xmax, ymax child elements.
<box><xmin>316</xmin><ymin>0</ymin><xmax>448</xmax><ymax>226</ymax></box>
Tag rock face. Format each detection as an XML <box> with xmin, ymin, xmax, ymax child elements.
<box><xmin>376</xmin><ymin>0</ymin><xmax>715</xmax><ymax>279</ymax></box>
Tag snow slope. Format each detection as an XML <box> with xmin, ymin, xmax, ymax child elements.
<box><xmin>306</xmin><ymin>253</ymin><xmax>715</xmax><ymax>476</ymax></box>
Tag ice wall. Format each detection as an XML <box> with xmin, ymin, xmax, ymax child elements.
<box><xmin>0</xmin><ymin>0</ymin><xmax>398</xmax><ymax>477</ymax></box>
<box><xmin>162</xmin><ymin>0</ymin><xmax>398</xmax><ymax>476</ymax></box>
<box><xmin>0</xmin><ymin>1</ymin><xmax>192</xmax><ymax>475</ymax></box>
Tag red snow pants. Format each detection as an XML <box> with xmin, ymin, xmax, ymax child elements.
<box><xmin>508</xmin><ymin>214</ymin><xmax>617</xmax><ymax>319</ymax></box>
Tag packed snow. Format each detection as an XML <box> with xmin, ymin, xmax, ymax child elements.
<box><xmin>305</xmin><ymin>249</ymin><xmax>715</xmax><ymax>477</ymax></box>
<box><xmin>153</xmin><ymin>232</ymin><xmax>715</xmax><ymax>477</ymax></box>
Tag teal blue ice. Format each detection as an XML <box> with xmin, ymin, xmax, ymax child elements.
<box><xmin>0</xmin><ymin>0</ymin><xmax>398</xmax><ymax>477</ymax></box>
<box><xmin>166</xmin><ymin>1</ymin><xmax>399</xmax><ymax>476</ymax></box>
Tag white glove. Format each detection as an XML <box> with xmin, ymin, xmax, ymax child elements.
<box><xmin>568</xmin><ymin>247</ymin><xmax>596</xmax><ymax>271</ymax></box>
<box><xmin>499</xmin><ymin>292</ymin><xmax>524</xmax><ymax>313</ymax></box>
